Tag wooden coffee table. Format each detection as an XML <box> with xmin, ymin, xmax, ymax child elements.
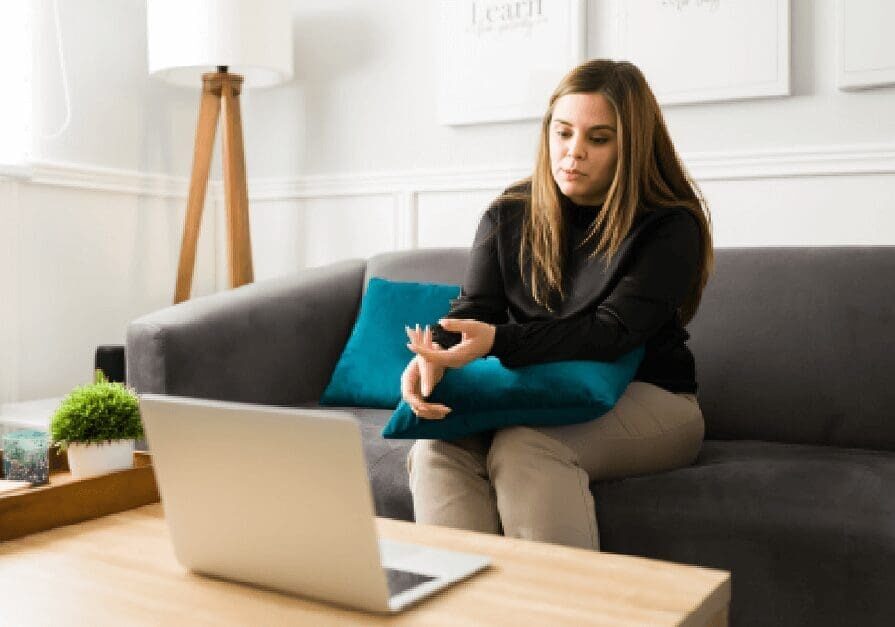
<box><xmin>0</xmin><ymin>504</ymin><xmax>729</xmax><ymax>625</ymax></box>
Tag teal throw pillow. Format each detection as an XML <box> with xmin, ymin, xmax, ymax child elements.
<box><xmin>320</xmin><ymin>278</ymin><xmax>460</xmax><ymax>409</ymax></box>
<box><xmin>381</xmin><ymin>348</ymin><xmax>645</xmax><ymax>440</ymax></box>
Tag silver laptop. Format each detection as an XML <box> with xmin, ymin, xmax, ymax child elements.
<box><xmin>138</xmin><ymin>394</ymin><xmax>490</xmax><ymax>613</ymax></box>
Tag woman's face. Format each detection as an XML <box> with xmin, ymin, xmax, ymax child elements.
<box><xmin>548</xmin><ymin>92</ymin><xmax>619</xmax><ymax>206</ymax></box>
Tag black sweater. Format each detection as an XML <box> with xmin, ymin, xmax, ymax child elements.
<box><xmin>432</xmin><ymin>181</ymin><xmax>702</xmax><ymax>394</ymax></box>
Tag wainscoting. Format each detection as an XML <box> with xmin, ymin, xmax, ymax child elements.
<box><xmin>1</xmin><ymin>141</ymin><xmax>894</xmax><ymax>401</ymax></box>
<box><xmin>241</xmin><ymin>142</ymin><xmax>895</xmax><ymax>278</ymax></box>
<box><xmin>0</xmin><ymin>171</ymin><xmax>211</xmax><ymax>402</ymax></box>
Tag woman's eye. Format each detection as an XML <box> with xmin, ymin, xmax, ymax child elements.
<box><xmin>590</xmin><ymin>137</ymin><xmax>608</xmax><ymax>144</ymax></box>
<box><xmin>555</xmin><ymin>130</ymin><xmax>571</xmax><ymax>138</ymax></box>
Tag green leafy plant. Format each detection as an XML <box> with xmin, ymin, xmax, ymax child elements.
<box><xmin>50</xmin><ymin>370</ymin><xmax>144</xmax><ymax>451</ymax></box>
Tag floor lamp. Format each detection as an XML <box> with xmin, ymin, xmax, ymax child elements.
<box><xmin>146</xmin><ymin>0</ymin><xmax>294</xmax><ymax>304</ymax></box>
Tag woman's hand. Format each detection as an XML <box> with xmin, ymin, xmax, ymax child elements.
<box><xmin>407</xmin><ymin>318</ymin><xmax>496</xmax><ymax>369</ymax></box>
<box><xmin>400</xmin><ymin>356</ymin><xmax>451</xmax><ymax>420</ymax></box>
<box><xmin>405</xmin><ymin>324</ymin><xmax>446</xmax><ymax>397</ymax></box>
<box><xmin>401</xmin><ymin>325</ymin><xmax>449</xmax><ymax>420</ymax></box>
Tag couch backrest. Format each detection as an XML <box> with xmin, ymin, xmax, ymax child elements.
<box><xmin>365</xmin><ymin>246</ymin><xmax>895</xmax><ymax>452</ymax></box>
<box><xmin>688</xmin><ymin>247</ymin><xmax>895</xmax><ymax>451</ymax></box>
<box><xmin>365</xmin><ymin>248</ymin><xmax>470</xmax><ymax>291</ymax></box>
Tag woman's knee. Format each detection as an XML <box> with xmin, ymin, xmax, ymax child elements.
<box><xmin>659</xmin><ymin>396</ymin><xmax>706</xmax><ymax>469</ymax></box>
<box><xmin>406</xmin><ymin>437</ymin><xmax>488</xmax><ymax>479</ymax></box>
<box><xmin>675</xmin><ymin>413</ymin><xmax>706</xmax><ymax>467</ymax></box>
<box><xmin>407</xmin><ymin>439</ymin><xmax>448</xmax><ymax>477</ymax></box>
<box><xmin>486</xmin><ymin>426</ymin><xmax>578</xmax><ymax>479</ymax></box>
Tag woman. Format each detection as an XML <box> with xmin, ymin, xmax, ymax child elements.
<box><xmin>400</xmin><ymin>59</ymin><xmax>713</xmax><ymax>551</ymax></box>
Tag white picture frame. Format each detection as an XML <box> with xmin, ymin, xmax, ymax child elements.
<box><xmin>836</xmin><ymin>0</ymin><xmax>895</xmax><ymax>91</ymax></box>
<box><xmin>438</xmin><ymin>0</ymin><xmax>587</xmax><ymax>126</ymax></box>
<box><xmin>613</xmin><ymin>0</ymin><xmax>790</xmax><ymax>106</ymax></box>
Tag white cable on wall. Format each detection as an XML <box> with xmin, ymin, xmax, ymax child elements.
<box><xmin>40</xmin><ymin>0</ymin><xmax>71</xmax><ymax>140</ymax></box>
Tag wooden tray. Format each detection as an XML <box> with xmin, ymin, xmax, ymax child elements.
<box><xmin>0</xmin><ymin>449</ymin><xmax>159</xmax><ymax>542</ymax></box>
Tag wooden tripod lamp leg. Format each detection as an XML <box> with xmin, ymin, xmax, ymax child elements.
<box><xmin>221</xmin><ymin>74</ymin><xmax>254</xmax><ymax>288</ymax></box>
<box><xmin>174</xmin><ymin>74</ymin><xmax>222</xmax><ymax>304</ymax></box>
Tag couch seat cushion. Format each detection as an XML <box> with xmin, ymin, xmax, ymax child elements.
<box><xmin>300</xmin><ymin>404</ymin><xmax>895</xmax><ymax>627</ymax></box>
<box><xmin>593</xmin><ymin>440</ymin><xmax>895</xmax><ymax>627</ymax></box>
<box><xmin>301</xmin><ymin>404</ymin><xmax>416</xmax><ymax>522</ymax></box>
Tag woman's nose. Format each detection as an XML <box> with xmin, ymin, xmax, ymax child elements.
<box><xmin>567</xmin><ymin>140</ymin><xmax>585</xmax><ymax>160</ymax></box>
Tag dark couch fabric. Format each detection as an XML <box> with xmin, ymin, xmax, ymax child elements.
<box><xmin>369</xmin><ymin>247</ymin><xmax>895</xmax><ymax>452</ymax></box>
<box><xmin>128</xmin><ymin>260</ymin><xmax>368</xmax><ymax>405</ymax></box>
<box><xmin>593</xmin><ymin>440</ymin><xmax>895</xmax><ymax>627</ymax></box>
<box><xmin>311</xmin><ymin>405</ymin><xmax>895</xmax><ymax>627</ymax></box>
<box><xmin>129</xmin><ymin>246</ymin><xmax>895</xmax><ymax>627</ymax></box>
<box><xmin>356</xmin><ymin>408</ymin><xmax>417</xmax><ymax>523</ymax></box>
<box><xmin>689</xmin><ymin>247</ymin><xmax>895</xmax><ymax>452</ymax></box>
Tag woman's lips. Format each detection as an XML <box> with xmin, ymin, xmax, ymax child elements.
<box><xmin>560</xmin><ymin>169</ymin><xmax>584</xmax><ymax>181</ymax></box>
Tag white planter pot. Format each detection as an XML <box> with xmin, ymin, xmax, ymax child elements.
<box><xmin>66</xmin><ymin>440</ymin><xmax>135</xmax><ymax>479</ymax></box>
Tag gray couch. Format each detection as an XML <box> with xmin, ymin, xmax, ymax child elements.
<box><xmin>127</xmin><ymin>246</ymin><xmax>895</xmax><ymax>627</ymax></box>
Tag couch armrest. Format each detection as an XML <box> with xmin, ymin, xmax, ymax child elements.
<box><xmin>126</xmin><ymin>259</ymin><xmax>367</xmax><ymax>405</ymax></box>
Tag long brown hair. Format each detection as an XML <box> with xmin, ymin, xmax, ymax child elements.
<box><xmin>514</xmin><ymin>59</ymin><xmax>713</xmax><ymax>323</ymax></box>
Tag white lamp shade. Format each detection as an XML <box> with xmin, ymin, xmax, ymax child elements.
<box><xmin>147</xmin><ymin>0</ymin><xmax>294</xmax><ymax>89</ymax></box>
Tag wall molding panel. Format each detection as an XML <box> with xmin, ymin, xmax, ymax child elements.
<box><xmin>837</xmin><ymin>0</ymin><xmax>895</xmax><ymax>90</ymax></box>
<box><xmin>685</xmin><ymin>143</ymin><xmax>895</xmax><ymax>180</ymax></box>
<box><xmin>394</xmin><ymin>190</ymin><xmax>419</xmax><ymax>251</ymax></box>
<box><xmin>5</xmin><ymin>144</ymin><xmax>894</xmax><ymax>283</ymax></box>
<box><xmin>3</xmin><ymin>142</ymin><xmax>894</xmax><ymax>403</ymax></box>
<box><xmin>25</xmin><ymin>161</ymin><xmax>189</xmax><ymax>198</ymax></box>
<box><xmin>0</xmin><ymin>181</ymin><xmax>22</xmax><ymax>403</ymax></box>
<box><xmin>9</xmin><ymin>142</ymin><xmax>895</xmax><ymax>205</ymax></box>
<box><xmin>241</xmin><ymin>166</ymin><xmax>529</xmax><ymax>201</ymax></box>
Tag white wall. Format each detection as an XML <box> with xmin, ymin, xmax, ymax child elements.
<box><xmin>244</xmin><ymin>0</ymin><xmax>895</xmax><ymax>175</ymax></box>
<box><xmin>2</xmin><ymin>0</ymin><xmax>894</xmax><ymax>402</ymax></box>
<box><xmin>32</xmin><ymin>0</ymin><xmax>197</xmax><ymax>175</ymax></box>
<box><xmin>1</xmin><ymin>0</ymin><xmax>213</xmax><ymax>402</ymax></box>
<box><xmin>240</xmin><ymin>0</ymin><xmax>895</xmax><ymax>271</ymax></box>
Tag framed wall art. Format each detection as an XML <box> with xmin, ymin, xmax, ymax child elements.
<box><xmin>836</xmin><ymin>0</ymin><xmax>895</xmax><ymax>91</ymax></box>
<box><xmin>613</xmin><ymin>0</ymin><xmax>790</xmax><ymax>105</ymax></box>
<box><xmin>438</xmin><ymin>0</ymin><xmax>587</xmax><ymax>126</ymax></box>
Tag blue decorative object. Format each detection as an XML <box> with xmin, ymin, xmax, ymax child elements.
<box><xmin>320</xmin><ymin>278</ymin><xmax>460</xmax><ymax>409</ymax></box>
<box><xmin>2</xmin><ymin>429</ymin><xmax>50</xmax><ymax>486</ymax></box>
<box><xmin>381</xmin><ymin>348</ymin><xmax>645</xmax><ymax>440</ymax></box>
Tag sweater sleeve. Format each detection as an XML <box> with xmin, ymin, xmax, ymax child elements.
<box><xmin>489</xmin><ymin>210</ymin><xmax>701</xmax><ymax>368</ymax></box>
<box><xmin>431</xmin><ymin>207</ymin><xmax>510</xmax><ymax>349</ymax></box>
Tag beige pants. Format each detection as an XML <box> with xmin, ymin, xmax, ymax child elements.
<box><xmin>406</xmin><ymin>381</ymin><xmax>705</xmax><ymax>550</ymax></box>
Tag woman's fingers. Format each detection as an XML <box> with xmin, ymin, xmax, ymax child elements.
<box><xmin>405</xmin><ymin>321</ymin><xmax>482</xmax><ymax>369</ymax></box>
<box><xmin>421</xmin><ymin>360</ymin><xmax>435</xmax><ymax>398</ymax></box>
<box><xmin>420</xmin><ymin>326</ymin><xmax>432</xmax><ymax>396</ymax></box>
<box><xmin>401</xmin><ymin>355</ymin><xmax>451</xmax><ymax>419</ymax></box>
<box><xmin>406</xmin><ymin>324</ymin><xmax>434</xmax><ymax>345</ymax></box>
<box><xmin>404</xmin><ymin>325</ymin><xmax>452</xmax><ymax>411</ymax></box>
<box><xmin>407</xmin><ymin>325</ymin><xmax>433</xmax><ymax>395</ymax></box>
<box><xmin>409</xmin><ymin>343</ymin><xmax>469</xmax><ymax>368</ymax></box>
<box><xmin>406</xmin><ymin>381</ymin><xmax>451</xmax><ymax>419</ymax></box>
<box><xmin>411</xmin><ymin>400</ymin><xmax>452</xmax><ymax>420</ymax></box>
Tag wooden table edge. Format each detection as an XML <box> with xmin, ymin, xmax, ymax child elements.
<box><xmin>3</xmin><ymin>501</ymin><xmax>731</xmax><ymax>626</ymax></box>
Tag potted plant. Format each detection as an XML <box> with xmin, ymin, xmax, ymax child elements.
<box><xmin>50</xmin><ymin>370</ymin><xmax>144</xmax><ymax>479</ymax></box>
